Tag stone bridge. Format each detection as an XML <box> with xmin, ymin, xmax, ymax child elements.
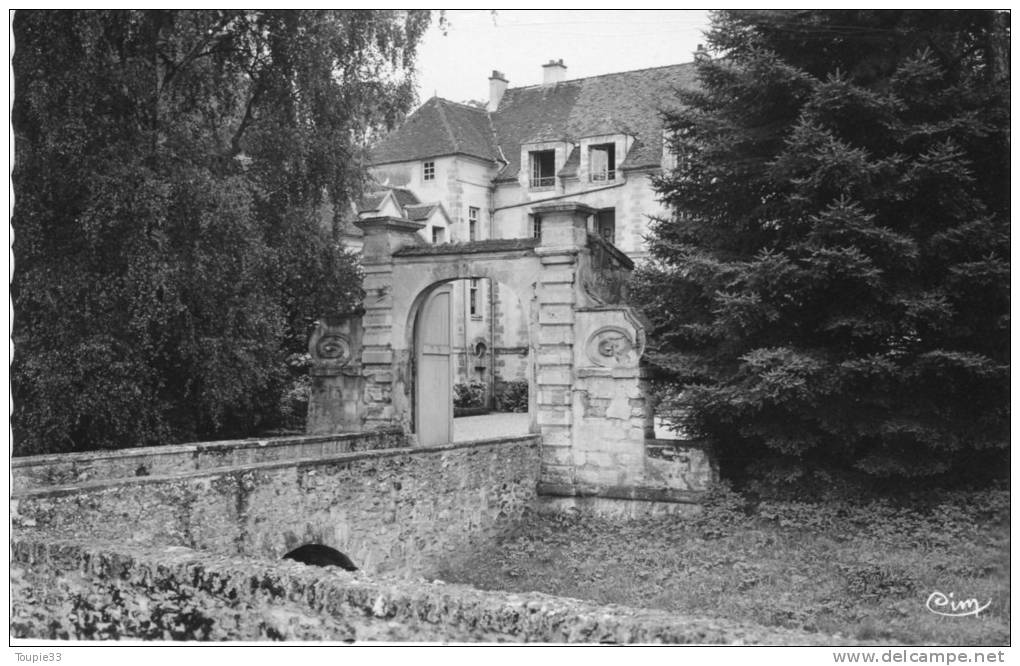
<box><xmin>12</xmin><ymin>430</ymin><xmax>538</xmax><ymax>576</ymax></box>
<box><xmin>11</xmin><ymin>430</ymin><xmax>829</xmax><ymax>643</ymax></box>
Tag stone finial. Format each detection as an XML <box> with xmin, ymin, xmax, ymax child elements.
<box><xmin>532</xmin><ymin>201</ymin><xmax>597</xmax><ymax>250</ymax></box>
<box><xmin>355</xmin><ymin>216</ymin><xmax>426</xmax><ymax>262</ymax></box>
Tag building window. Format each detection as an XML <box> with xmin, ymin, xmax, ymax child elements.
<box><xmin>468</xmin><ymin>206</ymin><xmax>479</xmax><ymax>241</ymax></box>
<box><xmin>663</xmin><ymin>128</ymin><xmax>691</xmax><ymax>171</ymax></box>
<box><xmin>423</xmin><ymin>161</ymin><xmax>435</xmax><ymax>181</ymax></box>
<box><xmin>589</xmin><ymin>143</ymin><xmax>615</xmax><ymax>182</ymax></box>
<box><xmin>529</xmin><ymin>150</ymin><xmax>555</xmax><ymax>189</ymax></box>
<box><xmin>469</xmin><ymin>278</ymin><xmax>479</xmax><ymax>317</ymax></box>
<box><xmin>530</xmin><ymin>214</ymin><xmax>542</xmax><ymax>239</ymax></box>
<box><xmin>432</xmin><ymin>226</ymin><xmax>444</xmax><ymax>244</ymax></box>
<box><xmin>596</xmin><ymin>208</ymin><xmax>615</xmax><ymax>244</ymax></box>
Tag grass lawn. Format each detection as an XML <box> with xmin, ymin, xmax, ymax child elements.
<box><xmin>437</xmin><ymin>487</ymin><xmax>1009</xmax><ymax>645</ymax></box>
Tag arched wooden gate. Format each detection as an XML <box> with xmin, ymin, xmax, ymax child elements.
<box><xmin>414</xmin><ymin>285</ymin><xmax>453</xmax><ymax>446</ymax></box>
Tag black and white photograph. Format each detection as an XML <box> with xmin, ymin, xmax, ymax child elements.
<box><xmin>8</xmin><ymin>8</ymin><xmax>1011</xmax><ymax>655</ymax></box>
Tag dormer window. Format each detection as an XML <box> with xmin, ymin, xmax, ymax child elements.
<box><xmin>589</xmin><ymin>144</ymin><xmax>615</xmax><ymax>182</ymax></box>
<box><xmin>423</xmin><ymin>161</ymin><xmax>435</xmax><ymax>181</ymax></box>
<box><xmin>529</xmin><ymin>150</ymin><xmax>555</xmax><ymax>190</ymax></box>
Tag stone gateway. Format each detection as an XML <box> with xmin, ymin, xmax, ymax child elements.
<box><xmin>307</xmin><ymin>201</ymin><xmax>714</xmax><ymax>510</ymax></box>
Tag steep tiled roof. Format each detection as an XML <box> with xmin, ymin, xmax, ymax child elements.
<box><xmin>558</xmin><ymin>146</ymin><xmax>580</xmax><ymax>178</ymax></box>
<box><xmin>356</xmin><ymin>187</ymin><xmax>420</xmax><ymax>214</ymax></box>
<box><xmin>492</xmin><ymin>63</ymin><xmax>697</xmax><ymax>178</ymax></box>
<box><xmin>404</xmin><ymin>203</ymin><xmax>439</xmax><ymax>222</ymax></box>
<box><xmin>369</xmin><ymin>97</ymin><xmax>498</xmax><ymax>165</ymax></box>
<box><xmin>357</xmin><ymin>191</ymin><xmax>388</xmax><ymax>213</ymax></box>
<box><xmin>390</xmin><ymin>188</ymin><xmax>420</xmax><ymax>208</ymax></box>
<box><xmin>368</xmin><ymin>62</ymin><xmax>698</xmax><ymax>177</ymax></box>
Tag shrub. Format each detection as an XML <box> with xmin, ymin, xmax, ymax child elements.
<box><xmin>276</xmin><ymin>353</ymin><xmax>312</xmax><ymax>431</ymax></box>
<box><xmin>454</xmin><ymin>381</ymin><xmax>486</xmax><ymax>409</ymax></box>
<box><xmin>494</xmin><ymin>379</ymin><xmax>528</xmax><ymax>413</ymax></box>
<box><xmin>690</xmin><ymin>480</ymin><xmax>750</xmax><ymax>539</ymax></box>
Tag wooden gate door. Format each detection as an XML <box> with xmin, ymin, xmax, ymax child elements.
<box><xmin>415</xmin><ymin>285</ymin><xmax>453</xmax><ymax>445</ymax></box>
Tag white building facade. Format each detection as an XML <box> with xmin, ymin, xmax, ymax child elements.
<box><xmin>350</xmin><ymin>60</ymin><xmax>696</xmax><ymax>407</ymax></box>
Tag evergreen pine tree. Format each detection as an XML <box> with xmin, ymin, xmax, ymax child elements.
<box><xmin>637</xmin><ymin>10</ymin><xmax>1009</xmax><ymax>489</ymax></box>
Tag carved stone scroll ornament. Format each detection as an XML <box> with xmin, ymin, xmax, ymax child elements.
<box><xmin>308</xmin><ymin>321</ymin><xmax>353</xmax><ymax>375</ymax></box>
<box><xmin>585</xmin><ymin>326</ymin><xmax>643</xmax><ymax>368</ymax></box>
<box><xmin>315</xmin><ymin>334</ymin><xmax>351</xmax><ymax>364</ymax></box>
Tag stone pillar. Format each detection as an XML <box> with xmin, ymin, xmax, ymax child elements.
<box><xmin>306</xmin><ymin>314</ymin><xmax>364</xmax><ymax>434</ymax></box>
<box><xmin>355</xmin><ymin>216</ymin><xmax>425</xmax><ymax>430</ymax></box>
<box><xmin>572</xmin><ymin>307</ymin><xmax>648</xmax><ymax>490</ymax></box>
<box><xmin>532</xmin><ymin>202</ymin><xmax>596</xmax><ymax>491</ymax></box>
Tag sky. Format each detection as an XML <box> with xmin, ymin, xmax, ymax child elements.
<box><xmin>413</xmin><ymin>10</ymin><xmax>712</xmax><ymax>107</ymax></box>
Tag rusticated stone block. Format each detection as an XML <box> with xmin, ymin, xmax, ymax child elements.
<box><xmin>539</xmin><ymin>463</ymin><xmax>574</xmax><ymax>486</ymax></box>
<box><xmin>536</xmin><ymin>407</ymin><xmax>571</xmax><ymax>426</ymax></box>
<box><xmin>538</xmin><ymin>304</ymin><xmax>574</xmax><ymax>324</ymax></box>
<box><xmin>537</xmin><ymin>283</ymin><xmax>575</xmax><ymax>305</ymax></box>
<box><xmin>362</xmin><ymin>350</ymin><xmax>394</xmax><ymax>365</ymax></box>
<box><xmin>537</xmin><ymin>268</ymin><xmax>575</xmax><ymax>285</ymax></box>
<box><xmin>536</xmin><ymin>346</ymin><xmax>572</xmax><ymax>365</ymax></box>
<box><xmin>536</xmin><ymin>366</ymin><xmax>572</xmax><ymax>386</ymax></box>
<box><xmin>537</xmin><ymin>387</ymin><xmax>570</xmax><ymax>406</ymax></box>
<box><xmin>541</xmin><ymin>445</ymin><xmax>574</xmax><ymax>467</ymax></box>
<box><xmin>537</xmin><ymin>324</ymin><xmax>573</xmax><ymax>346</ymax></box>
<box><xmin>539</xmin><ymin>426</ymin><xmax>571</xmax><ymax>448</ymax></box>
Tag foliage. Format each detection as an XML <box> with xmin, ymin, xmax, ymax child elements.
<box><xmin>635</xmin><ymin>10</ymin><xmax>1010</xmax><ymax>485</ymax></box>
<box><xmin>494</xmin><ymin>379</ymin><xmax>529</xmax><ymax>413</ymax></box>
<box><xmin>453</xmin><ymin>381</ymin><xmax>487</xmax><ymax>409</ymax></box>
<box><xmin>10</xmin><ymin>561</ymin><xmax>504</xmax><ymax>641</ymax></box>
<box><xmin>12</xmin><ymin>10</ymin><xmax>432</xmax><ymax>454</ymax></box>
<box><xmin>689</xmin><ymin>480</ymin><xmax>751</xmax><ymax>539</ymax></box>
<box><xmin>277</xmin><ymin>353</ymin><xmax>313</xmax><ymax>431</ymax></box>
<box><xmin>440</xmin><ymin>488</ymin><xmax>1009</xmax><ymax>644</ymax></box>
<box><xmin>11</xmin><ymin>573</ymin><xmax>246</xmax><ymax>641</ymax></box>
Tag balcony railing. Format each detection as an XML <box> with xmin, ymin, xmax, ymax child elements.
<box><xmin>590</xmin><ymin>170</ymin><xmax>616</xmax><ymax>183</ymax></box>
<box><xmin>529</xmin><ymin>176</ymin><xmax>555</xmax><ymax>189</ymax></box>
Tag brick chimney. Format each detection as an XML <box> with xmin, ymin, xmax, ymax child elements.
<box><xmin>694</xmin><ymin>44</ymin><xmax>710</xmax><ymax>63</ymax></box>
<box><xmin>488</xmin><ymin>70</ymin><xmax>508</xmax><ymax>111</ymax></box>
<box><xmin>542</xmin><ymin>59</ymin><xmax>567</xmax><ymax>85</ymax></box>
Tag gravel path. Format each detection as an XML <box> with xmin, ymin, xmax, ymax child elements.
<box><xmin>453</xmin><ymin>412</ymin><xmax>531</xmax><ymax>442</ymax></box>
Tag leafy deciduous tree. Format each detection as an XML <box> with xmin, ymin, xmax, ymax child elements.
<box><xmin>12</xmin><ymin>10</ymin><xmax>431</xmax><ymax>454</ymax></box>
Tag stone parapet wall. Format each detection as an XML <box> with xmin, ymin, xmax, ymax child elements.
<box><xmin>11</xmin><ymin>429</ymin><xmax>405</xmax><ymax>493</ymax></box>
<box><xmin>11</xmin><ymin>535</ymin><xmax>847</xmax><ymax>644</ymax></box>
<box><xmin>12</xmin><ymin>435</ymin><xmax>540</xmax><ymax>577</ymax></box>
